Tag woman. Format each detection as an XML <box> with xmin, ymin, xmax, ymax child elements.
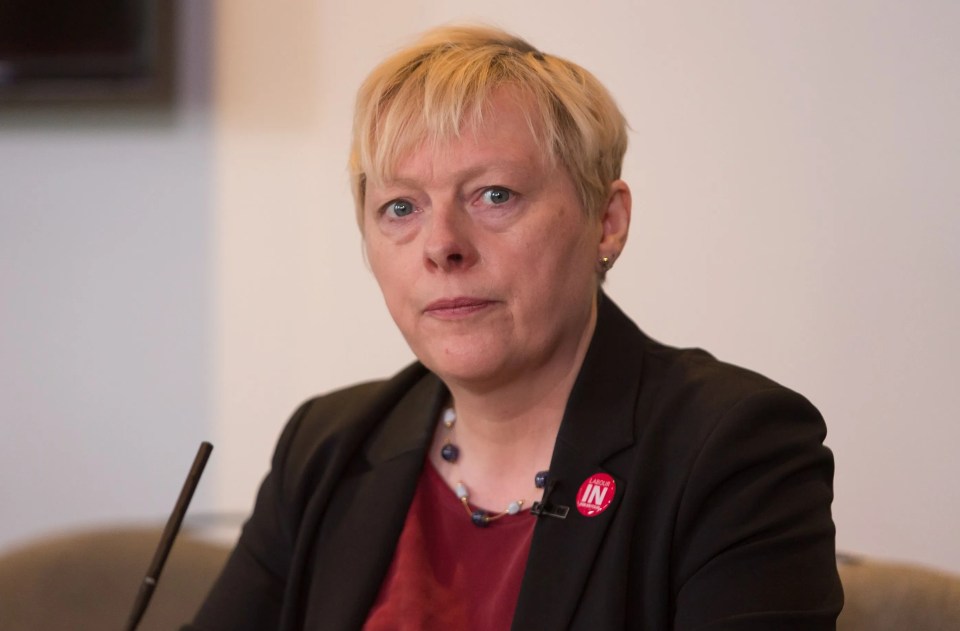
<box><xmin>188</xmin><ymin>25</ymin><xmax>842</xmax><ymax>630</ymax></box>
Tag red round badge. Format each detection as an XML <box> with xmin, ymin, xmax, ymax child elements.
<box><xmin>576</xmin><ymin>473</ymin><xmax>616</xmax><ymax>517</ymax></box>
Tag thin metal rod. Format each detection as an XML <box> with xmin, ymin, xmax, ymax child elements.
<box><xmin>124</xmin><ymin>441</ymin><xmax>213</xmax><ymax>631</ymax></box>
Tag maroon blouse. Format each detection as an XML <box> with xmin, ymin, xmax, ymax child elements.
<box><xmin>363</xmin><ymin>462</ymin><xmax>536</xmax><ymax>631</ymax></box>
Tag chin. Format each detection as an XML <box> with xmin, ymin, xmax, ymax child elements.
<box><xmin>417</xmin><ymin>346</ymin><xmax>508</xmax><ymax>387</ymax></box>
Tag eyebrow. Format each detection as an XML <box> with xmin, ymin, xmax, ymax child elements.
<box><xmin>378</xmin><ymin>160</ymin><xmax>541</xmax><ymax>190</ymax></box>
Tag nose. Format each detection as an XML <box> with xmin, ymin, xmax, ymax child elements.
<box><xmin>423</xmin><ymin>203</ymin><xmax>478</xmax><ymax>272</ymax></box>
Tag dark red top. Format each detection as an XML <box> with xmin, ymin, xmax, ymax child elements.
<box><xmin>362</xmin><ymin>462</ymin><xmax>536</xmax><ymax>631</ymax></box>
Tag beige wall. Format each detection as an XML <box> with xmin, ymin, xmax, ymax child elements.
<box><xmin>215</xmin><ymin>0</ymin><xmax>960</xmax><ymax>573</ymax></box>
<box><xmin>0</xmin><ymin>1</ymin><xmax>215</xmax><ymax>550</ymax></box>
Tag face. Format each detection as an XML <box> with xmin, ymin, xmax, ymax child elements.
<box><xmin>362</xmin><ymin>90</ymin><xmax>609</xmax><ymax>391</ymax></box>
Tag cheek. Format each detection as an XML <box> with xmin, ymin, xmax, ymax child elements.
<box><xmin>541</xmin><ymin>224</ymin><xmax>601</xmax><ymax>299</ymax></box>
<box><xmin>365</xmin><ymin>241</ymin><xmax>398</xmax><ymax>294</ymax></box>
<box><xmin>537</xmin><ymin>215</ymin><xmax>598</xmax><ymax>269</ymax></box>
<box><xmin>367</xmin><ymin>242</ymin><xmax>419</xmax><ymax>324</ymax></box>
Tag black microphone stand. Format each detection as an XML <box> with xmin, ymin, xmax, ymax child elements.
<box><xmin>124</xmin><ymin>441</ymin><xmax>213</xmax><ymax>631</ymax></box>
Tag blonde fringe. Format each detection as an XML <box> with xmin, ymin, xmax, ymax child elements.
<box><xmin>349</xmin><ymin>25</ymin><xmax>627</xmax><ymax>230</ymax></box>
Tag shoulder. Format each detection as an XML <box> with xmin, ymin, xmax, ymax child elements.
<box><xmin>629</xmin><ymin>335</ymin><xmax>834</xmax><ymax>523</ymax></box>
<box><xmin>588</xmin><ymin>293</ymin><xmax>827</xmax><ymax>459</ymax></box>
<box><xmin>584</xmin><ymin>297</ymin><xmax>841</xmax><ymax>623</ymax></box>
<box><xmin>644</xmin><ymin>344</ymin><xmax>840</xmax><ymax>621</ymax></box>
<box><xmin>643</xmin><ymin>337</ymin><xmax>820</xmax><ymax>426</ymax></box>
<box><xmin>269</xmin><ymin>362</ymin><xmax>434</xmax><ymax>509</ymax></box>
<box><xmin>289</xmin><ymin>361</ymin><xmax>429</xmax><ymax>442</ymax></box>
<box><xmin>633</xmin><ymin>336</ymin><xmax>828</xmax><ymax>480</ymax></box>
<box><xmin>595</xmin><ymin>292</ymin><xmax>819</xmax><ymax>428</ymax></box>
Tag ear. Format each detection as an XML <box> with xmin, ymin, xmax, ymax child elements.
<box><xmin>597</xmin><ymin>179</ymin><xmax>631</xmax><ymax>263</ymax></box>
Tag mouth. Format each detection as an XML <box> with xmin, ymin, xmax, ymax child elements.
<box><xmin>423</xmin><ymin>297</ymin><xmax>496</xmax><ymax>318</ymax></box>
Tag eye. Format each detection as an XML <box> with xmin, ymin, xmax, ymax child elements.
<box><xmin>481</xmin><ymin>187</ymin><xmax>512</xmax><ymax>205</ymax></box>
<box><xmin>384</xmin><ymin>199</ymin><xmax>415</xmax><ymax>218</ymax></box>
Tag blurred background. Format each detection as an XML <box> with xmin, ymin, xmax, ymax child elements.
<box><xmin>1</xmin><ymin>0</ymin><xmax>957</xmax><ymax>575</ymax></box>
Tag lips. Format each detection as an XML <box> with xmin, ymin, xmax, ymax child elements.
<box><xmin>424</xmin><ymin>297</ymin><xmax>495</xmax><ymax>318</ymax></box>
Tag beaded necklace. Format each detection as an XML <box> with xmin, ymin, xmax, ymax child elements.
<box><xmin>439</xmin><ymin>406</ymin><xmax>549</xmax><ymax>527</ymax></box>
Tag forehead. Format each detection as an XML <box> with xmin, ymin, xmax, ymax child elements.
<box><xmin>371</xmin><ymin>87</ymin><xmax>553</xmax><ymax>187</ymax></box>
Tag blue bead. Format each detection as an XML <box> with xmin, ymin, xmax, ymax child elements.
<box><xmin>440</xmin><ymin>442</ymin><xmax>459</xmax><ymax>463</ymax></box>
<box><xmin>535</xmin><ymin>470</ymin><xmax>549</xmax><ymax>488</ymax></box>
<box><xmin>471</xmin><ymin>510</ymin><xmax>489</xmax><ymax>527</ymax></box>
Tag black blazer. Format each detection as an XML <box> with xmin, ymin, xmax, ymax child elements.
<box><xmin>187</xmin><ymin>296</ymin><xmax>842</xmax><ymax>630</ymax></box>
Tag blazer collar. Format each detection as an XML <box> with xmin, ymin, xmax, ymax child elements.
<box><xmin>512</xmin><ymin>292</ymin><xmax>646</xmax><ymax>630</ymax></box>
<box><xmin>557</xmin><ymin>291</ymin><xmax>643</xmax><ymax>460</ymax></box>
<box><xmin>299</xmin><ymin>374</ymin><xmax>446</xmax><ymax>630</ymax></box>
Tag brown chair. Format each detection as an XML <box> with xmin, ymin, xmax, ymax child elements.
<box><xmin>837</xmin><ymin>553</ymin><xmax>960</xmax><ymax>631</ymax></box>
<box><xmin>0</xmin><ymin>526</ymin><xmax>230</xmax><ymax>631</ymax></box>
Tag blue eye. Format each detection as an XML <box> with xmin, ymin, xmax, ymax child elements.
<box><xmin>386</xmin><ymin>200</ymin><xmax>415</xmax><ymax>217</ymax></box>
<box><xmin>482</xmin><ymin>188</ymin><xmax>511</xmax><ymax>205</ymax></box>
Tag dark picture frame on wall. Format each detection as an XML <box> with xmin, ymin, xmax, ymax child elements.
<box><xmin>0</xmin><ymin>0</ymin><xmax>176</xmax><ymax>105</ymax></box>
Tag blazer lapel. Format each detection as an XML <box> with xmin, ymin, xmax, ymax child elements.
<box><xmin>512</xmin><ymin>294</ymin><xmax>645</xmax><ymax>630</ymax></box>
<box><xmin>300</xmin><ymin>375</ymin><xmax>447</xmax><ymax>630</ymax></box>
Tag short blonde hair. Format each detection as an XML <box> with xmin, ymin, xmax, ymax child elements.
<box><xmin>349</xmin><ymin>24</ymin><xmax>628</xmax><ymax>228</ymax></box>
